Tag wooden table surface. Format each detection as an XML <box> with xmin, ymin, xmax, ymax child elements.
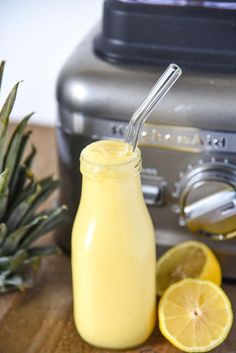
<box><xmin>0</xmin><ymin>125</ymin><xmax>235</xmax><ymax>353</ymax></box>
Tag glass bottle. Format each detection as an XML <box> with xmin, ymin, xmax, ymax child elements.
<box><xmin>72</xmin><ymin>140</ymin><xmax>156</xmax><ymax>349</ymax></box>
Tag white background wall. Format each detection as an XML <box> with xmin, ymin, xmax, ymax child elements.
<box><xmin>0</xmin><ymin>0</ymin><xmax>104</xmax><ymax>126</ymax></box>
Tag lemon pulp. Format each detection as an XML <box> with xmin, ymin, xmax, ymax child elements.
<box><xmin>156</xmin><ymin>241</ymin><xmax>222</xmax><ymax>296</ymax></box>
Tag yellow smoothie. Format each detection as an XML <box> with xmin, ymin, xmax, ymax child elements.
<box><xmin>72</xmin><ymin>140</ymin><xmax>156</xmax><ymax>349</ymax></box>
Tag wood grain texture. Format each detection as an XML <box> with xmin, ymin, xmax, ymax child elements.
<box><xmin>0</xmin><ymin>125</ymin><xmax>235</xmax><ymax>353</ymax></box>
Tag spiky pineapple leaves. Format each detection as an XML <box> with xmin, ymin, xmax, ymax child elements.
<box><xmin>2</xmin><ymin>215</ymin><xmax>47</xmax><ymax>255</ymax></box>
<box><xmin>0</xmin><ymin>81</ymin><xmax>21</xmax><ymax>172</ymax></box>
<box><xmin>0</xmin><ymin>61</ymin><xmax>5</xmax><ymax>93</ymax></box>
<box><xmin>0</xmin><ymin>61</ymin><xmax>68</xmax><ymax>293</ymax></box>
<box><xmin>0</xmin><ymin>223</ymin><xmax>7</xmax><ymax>245</ymax></box>
<box><xmin>0</xmin><ymin>170</ymin><xmax>9</xmax><ymax>220</ymax></box>
<box><xmin>21</xmin><ymin>205</ymin><xmax>68</xmax><ymax>248</ymax></box>
<box><xmin>0</xmin><ymin>244</ymin><xmax>61</xmax><ymax>293</ymax></box>
<box><xmin>4</xmin><ymin>113</ymin><xmax>33</xmax><ymax>184</ymax></box>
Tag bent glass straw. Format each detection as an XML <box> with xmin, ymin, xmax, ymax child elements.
<box><xmin>124</xmin><ymin>64</ymin><xmax>182</xmax><ymax>151</ymax></box>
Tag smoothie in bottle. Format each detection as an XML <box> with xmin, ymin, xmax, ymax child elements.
<box><xmin>71</xmin><ymin>64</ymin><xmax>182</xmax><ymax>349</ymax></box>
<box><xmin>72</xmin><ymin>140</ymin><xmax>156</xmax><ymax>349</ymax></box>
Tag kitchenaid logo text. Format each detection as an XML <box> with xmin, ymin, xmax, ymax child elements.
<box><xmin>110</xmin><ymin>123</ymin><xmax>227</xmax><ymax>151</ymax></box>
<box><xmin>140</xmin><ymin>129</ymin><xmax>201</xmax><ymax>146</ymax></box>
<box><xmin>201</xmin><ymin>134</ymin><xmax>226</xmax><ymax>148</ymax></box>
<box><xmin>140</xmin><ymin>128</ymin><xmax>227</xmax><ymax>150</ymax></box>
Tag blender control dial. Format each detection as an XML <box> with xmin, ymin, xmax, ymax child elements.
<box><xmin>173</xmin><ymin>159</ymin><xmax>236</xmax><ymax>240</ymax></box>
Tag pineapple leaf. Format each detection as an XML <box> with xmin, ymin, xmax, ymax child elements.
<box><xmin>24</xmin><ymin>257</ymin><xmax>41</xmax><ymax>272</ymax></box>
<box><xmin>27</xmin><ymin>244</ymin><xmax>61</xmax><ymax>257</ymax></box>
<box><xmin>0</xmin><ymin>223</ymin><xmax>7</xmax><ymax>246</ymax></box>
<box><xmin>24</xmin><ymin>245</ymin><xmax>61</xmax><ymax>270</ymax></box>
<box><xmin>9</xmin><ymin>130</ymin><xmax>32</xmax><ymax>198</ymax></box>
<box><xmin>6</xmin><ymin>184</ymin><xmax>42</xmax><ymax>232</ymax></box>
<box><xmin>37</xmin><ymin>175</ymin><xmax>58</xmax><ymax>190</ymax></box>
<box><xmin>1</xmin><ymin>215</ymin><xmax>47</xmax><ymax>255</ymax></box>
<box><xmin>3</xmin><ymin>113</ymin><xmax>33</xmax><ymax>182</ymax></box>
<box><xmin>0</xmin><ymin>271</ymin><xmax>11</xmax><ymax>292</ymax></box>
<box><xmin>20</xmin><ymin>205</ymin><xmax>68</xmax><ymax>248</ymax></box>
<box><xmin>0</xmin><ymin>249</ymin><xmax>27</xmax><ymax>272</ymax></box>
<box><xmin>11</xmin><ymin>179</ymin><xmax>37</xmax><ymax>210</ymax></box>
<box><xmin>0</xmin><ymin>169</ymin><xmax>9</xmax><ymax>221</ymax></box>
<box><xmin>10</xmin><ymin>165</ymin><xmax>34</xmax><ymax>210</ymax></box>
<box><xmin>0</xmin><ymin>61</ymin><xmax>5</xmax><ymax>94</ymax></box>
<box><xmin>24</xmin><ymin>145</ymin><xmax>37</xmax><ymax>168</ymax></box>
<box><xmin>11</xmin><ymin>145</ymin><xmax>36</xmax><ymax>202</ymax></box>
<box><xmin>37</xmin><ymin>205</ymin><xmax>68</xmax><ymax>234</ymax></box>
<box><xmin>0</xmin><ymin>82</ymin><xmax>21</xmax><ymax>172</ymax></box>
<box><xmin>20</xmin><ymin>178</ymin><xmax>59</xmax><ymax>226</ymax></box>
<box><xmin>0</xmin><ymin>272</ymin><xmax>33</xmax><ymax>293</ymax></box>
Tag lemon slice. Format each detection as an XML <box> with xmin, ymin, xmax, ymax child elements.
<box><xmin>156</xmin><ymin>241</ymin><xmax>222</xmax><ymax>296</ymax></box>
<box><xmin>158</xmin><ymin>279</ymin><xmax>233</xmax><ymax>352</ymax></box>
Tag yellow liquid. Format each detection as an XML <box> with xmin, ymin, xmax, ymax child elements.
<box><xmin>72</xmin><ymin>140</ymin><xmax>156</xmax><ymax>349</ymax></box>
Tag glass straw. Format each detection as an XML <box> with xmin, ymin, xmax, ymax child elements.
<box><xmin>124</xmin><ymin>64</ymin><xmax>182</xmax><ymax>152</ymax></box>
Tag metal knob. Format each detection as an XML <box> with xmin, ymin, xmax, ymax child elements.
<box><xmin>141</xmin><ymin>170</ymin><xmax>166</xmax><ymax>206</ymax></box>
<box><xmin>175</xmin><ymin>161</ymin><xmax>236</xmax><ymax>240</ymax></box>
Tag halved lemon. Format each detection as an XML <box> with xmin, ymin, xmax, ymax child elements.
<box><xmin>156</xmin><ymin>241</ymin><xmax>222</xmax><ymax>296</ymax></box>
<box><xmin>158</xmin><ymin>279</ymin><xmax>233</xmax><ymax>352</ymax></box>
